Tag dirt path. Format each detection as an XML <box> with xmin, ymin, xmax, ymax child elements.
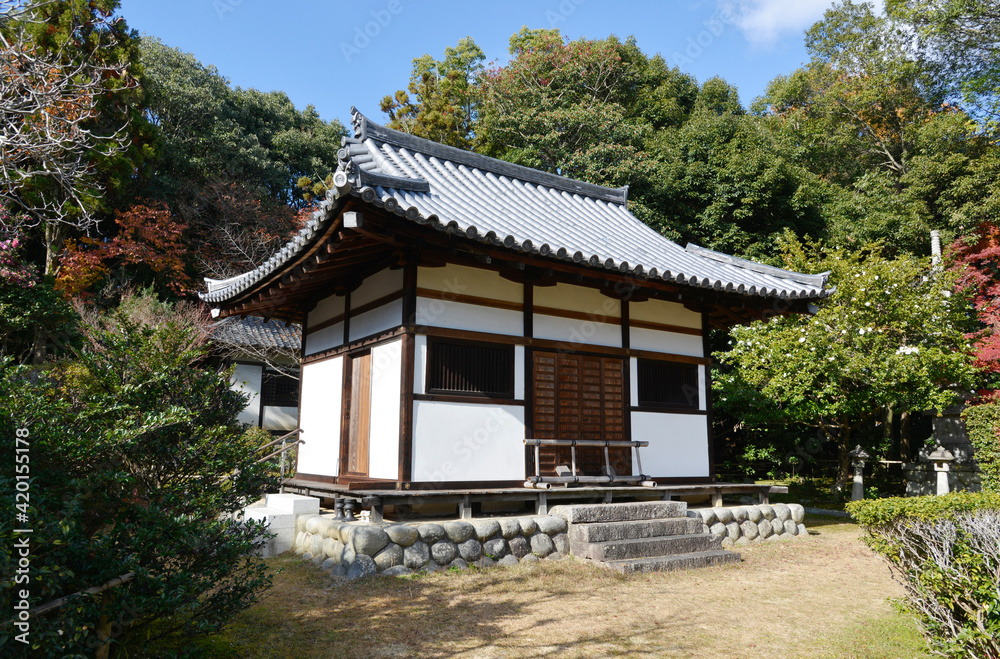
<box><xmin>223</xmin><ymin>517</ymin><xmax>927</xmax><ymax>659</ymax></box>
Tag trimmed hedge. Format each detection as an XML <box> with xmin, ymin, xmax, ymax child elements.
<box><xmin>962</xmin><ymin>402</ymin><xmax>1000</xmax><ymax>492</ymax></box>
<box><xmin>848</xmin><ymin>493</ymin><xmax>1000</xmax><ymax>658</ymax></box>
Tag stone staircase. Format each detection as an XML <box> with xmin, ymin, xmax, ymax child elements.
<box><xmin>550</xmin><ymin>500</ymin><xmax>741</xmax><ymax>574</ymax></box>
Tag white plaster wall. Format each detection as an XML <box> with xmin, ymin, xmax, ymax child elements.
<box><xmin>514</xmin><ymin>345</ymin><xmax>525</xmax><ymax>400</ymax></box>
<box><xmin>310</xmin><ymin>292</ymin><xmax>346</xmax><ymax>326</ymax></box>
<box><xmin>412</xmin><ymin>402</ymin><xmax>525</xmax><ymax>482</ymax></box>
<box><xmin>262</xmin><ymin>406</ymin><xmax>297</xmax><ymax>432</ymax></box>
<box><xmin>698</xmin><ymin>365</ymin><xmax>707</xmax><ymax>411</ymax></box>
<box><xmin>534</xmin><ymin>282</ymin><xmax>620</xmax><ymax>319</ymax></box>
<box><xmin>630</xmin><ymin>297</ymin><xmax>702</xmax><ymax>329</ymax></box>
<box><xmin>631</xmin><ymin>412</ymin><xmax>710</xmax><ymax>478</ymax></box>
<box><xmin>418</xmin><ymin>263</ymin><xmax>522</xmax><ymax>303</ymax></box>
<box><xmin>231</xmin><ymin>364</ymin><xmax>263</xmax><ymax>426</ymax></box>
<box><xmin>630</xmin><ymin>326</ymin><xmax>704</xmax><ymax>357</ymax></box>
<box><xmin>297</xmin><ymin>357</ymin><xmax>343</xmax><ymax>478</ymax></box>
<box><xmin>304</xmin><ymin>321</ymin><xmax>343</xmax><ymax>356</ymax></box>
<box><xmin>349</xmin><ymin>299</ymin><xmax>403</xmax><ymax>341</ymax></box>
<box><xmin>353</xmin><ymin>268</ymin><xmax>404</xmax><ymax>307</ymax></box>
<box><xmin>367</xmin><ymin>339</ymin><xmax>402</xmax><ymax>480</ymax></box>
<box><xmin>413</xmin><ymin>334</ymin><xmax>427</xmax><ymax>395</ymax></box>
<box><xmin>533</xmin><ymin>314</ymin><xmax>621</xmax><ymax>348</ymax></box>
<box><xmin>415</xmin><ymin>297</ymin><xmax>522</xmax><ymax>336</ymax></box>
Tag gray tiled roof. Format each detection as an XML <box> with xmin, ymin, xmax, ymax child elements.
<box><xmin>212</xmin><ymin>315</ymin><xmax>301</xmax><ymax>351</ymax></box>
<box><xmin>201</xmin><ymin>107</ymin><xmax>828</xmax><ymax>305</ymax></box>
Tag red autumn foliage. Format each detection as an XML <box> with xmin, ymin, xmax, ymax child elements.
<box><xmin>57</xmin><ymin>202</ymin><xmax>192</xmax><ymax>296</ymax></box>
<box><xmin>952</xmin><ymin>222</ymin><xmax>1000</xmax><ymax>397</ymax></box>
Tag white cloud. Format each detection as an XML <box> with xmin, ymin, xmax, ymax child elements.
<box><xmin>717</xmin><ymin>0</ymin><xmax>852</xmax><ymax>48</ymax></box>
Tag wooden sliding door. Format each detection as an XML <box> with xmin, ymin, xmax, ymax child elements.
<box><xmin>344</xmin><ymin>351</ymin><xmax>371</xmax><ymax>476</ymax></box>
<box><xmin>531</xmin><ymin>351</ymin><xmax>630</xmax><ymax>477</ymax></box>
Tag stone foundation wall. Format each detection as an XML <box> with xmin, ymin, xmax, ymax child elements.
<box><xmin>293</xmin><ymin>514</ymin><xmax>570</xmax><ymax>579</ymax></box>
<box><xmin>687</xmin><ymin>504</ymin><xmax>807</xmax><ymax>548</ymax></box>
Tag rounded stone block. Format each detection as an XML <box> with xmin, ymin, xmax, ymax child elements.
<box><xmin>498</xmin><ymin>518</ymin><xmax>520</xmax><ymax>539</ymax></box>
<box><xmin>296</xmin><ymin>514</ymin><xmax>316</xmax><ymax>534</ymax></box>
<box><xmin>534</xmin><ymin>515</ymin><xmax>567</xmax><ymax>535</ymax></box>
<box><xmin>447</xmin><ymin>558</ymin><xmax>469</xmax><ymax>570</ymax></box>
<box><xmin>474</xmin><ymin>556</ymin><xmax>496</xmax><ymax>569</ymax></box>
<box><xmin>710</xmin><ymin>522</ymin><xmax>727</xmax><ymax>540</ymax></box>
<box><xmin>323</xmin><ymin>538</ymin><xmax>344</xmax><ymax>562</ymax></box>
<box><xmin>552</xmin><ymin>533</ymin><xmax>570</xmax><ymax>555</ymax></box>
<box><xmin>732</xmin><ymin>507</ymin><xmax>748</xmax><ymax>524</ymax></box>
<box><xmin>430</xmin><ymin>540</ymin><xmax>458</xmax><ymax>565</ymax></box>
<box><xmin>444</xmin><ymin>521</ymin><xmax>475</xmax><ymax>543</ymax></box>
<box><xmin>497</xmin><ymin>554</ymin><xmax>519</xmax><ymax>568</ymax></box>
<box><xmin>403</xmin><ymin>541</ymin><xmax>429</xmax><ymax>570</ymax></box>
<box><xmin>471</xmin><ymin>519</ymin><xmax>500</xmax><ymax>541</ymax></box>
<box><xmin>483</xmin><ymin>537</ymin><xmax>508</xmax><ymax>560</ymax></box>
<box><xmin>353</xmin><ymin>526</ymin><xmax>390</xmax><ymax>557</ymax></box>
<box><xmin>321</xmin><ymin>557</ymin><xmax>339</xmax><ymax>572</ymax></box>
<box><xmin>721</xmin><ymin>537</ymin><xmax>735</xmax><ymax>549</ymax></box>
<box><xmin>757</xmin><ymin>519</ymin><xmax>772</xmax><ymax>538</ymax></box>
<box><xmin>735</xmin><ymin>536</ymin><xmax>751</xmax><ymax>546</ymax></box>
<box><xmin>715</xmin><ymin>507</ymin><xmax>734</xmax><ymax>524</ymax></box>
<box><xmin>530</xmin><ymin>532</ymin><xmax>555</xmax><ymax>557</ymax></box>
<box><xmin>774</xmin><ymin>503</ymin><xmax>791</xmax><ymax>522</ymax></box>
<box><xmin>508</xmin><ymin>535</ymin><xmax>530</xmax><ymax>559</ymax></box>
<box><xmin>341</xmin><ymin>544</ymin><xmax>356</xmax><ymax>567</ymax></box>
<box><xmin>339</xmin><ymin>524</ymin><xmax>354</xmax><ymax>545</ymax></box>
<box><xmin>417</xmin><ymin>523</ymin><xmax>446</xmax><ymax>544</ymax></box>
<box><xmin>770</xmin><ymin>519</ymin><xmax>784</xmax><ymax>535</ymax></box>
<box><xmin>547</xmin><ymin>552</ymin><xmax>564</xmax><ymax>561</ymax></box>
<box><xmin>740</xmin><ymin>520</ymin><xmax>759</xmax><ymax>541</ymax></box>
<box><xmin>760</xmin><ymin>505</ymin><xmax>776</xmax><ymax>521</ymax></box>
<box><xmin>725</xmin><ymin>522</ymin><xmax>741</xmax><ymax>541</ymax></box>
<box><xmin>458</xmin><ymin>538</ymin><xmax>482</xmax><ymax>563</ymax></box>
<box><xmin>310</xmin><ymin>535</ymin><xmax>323</xmax><ymax>556</ymax></box>
<box><xmin>330</xmin><ymin>563</ymin><xmax>347</xmax><ymax>578</ymax></box>
<box><xmin>302</xmin><ymin>551</ymin><xmax>314</xmax><ymax>561</ymax></box>
<box><xmin>745</xmin><ymin>505</ymin><xmax>762</xmax><ymax>523</ymax></box>
<box><xmin>788</xmin><ymin>504</ymin><xmax>805</xmax><ymax>524</ymax></box>
<box><xmin>346</xmin><ymin>554</ymin><xmax>377</xmax><ymax>580</ymax></box>
<box><xmin>374</xmin><ymin>543</ymin><xmax>404</xmax><ymax>571</ymax></box>
<box><xmin>382</xmin><ymin>565</ymin><xmax>413</xmax><ymax>577</ymax></box>
<box><xmin>517</xmin><ymin>517</ymin><xmax>537</xmax><ymax>536</ymax></box>
<box><xmin>696</xmin><ymin>509</ymin><xmax>717</xmax><ymax>526</ymax></box>
<box><xmin>386</xmin><ymin>524</ymin><xmax>418</xmax><ymax>547</ymax></box>
<box><xmin>797</xmin><ymin>523</ymin><xmax>808</xmax><ymax>536</ymax></box>
<box><xmin>783</xmin><ymin>520</ymin><xmax>798</xmax><ymax>536</ymax></box>
<box><xmin>521</xmin><ymin>554</ymin><xmax>540</xmax><ymax>564</ymax></box>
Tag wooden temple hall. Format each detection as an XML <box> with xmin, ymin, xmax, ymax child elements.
<box><xmin>202</xmin><ymin>107</ymin><xmax>829</xmax><ymax>518</ymax></box>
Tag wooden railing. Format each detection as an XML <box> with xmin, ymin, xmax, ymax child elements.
<box><xmin>523</xmin><ymin>438</ymin><xmax>655</xmax><ymax>488</ymax></box>
<box><xmin>254</xmin><ymin>428</ymin><xmax>304</xmax><ymax>493</ymax></box>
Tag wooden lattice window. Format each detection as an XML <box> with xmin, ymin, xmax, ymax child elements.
<box><xmin>261</xmin><ymin>369</ymin><xmax>299</xmax><ymax>407</ymax></box>
<box><xmin>427</xmin><ymin>339</ymin><xmax>514</xmax><ymax>398</ymax></box>
<box><xmin>636</xmin><ymin>360</ymin><xmax>699</xmax><ymax>409</ymax></box>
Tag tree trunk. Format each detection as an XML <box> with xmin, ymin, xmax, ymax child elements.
<box><xmin>836</xmin><ymin>425</ymin><xmax>853</xmax><ymax>488</ymax></box>
<box><xmin>900</xmin><ymin>411</ymin><xmax>911</xmax><ymax>462</ymax></box>
<box><xmin>44</xmin><ymin>222</ymin><xmax>68</xmax><ymax>276</ymax></box>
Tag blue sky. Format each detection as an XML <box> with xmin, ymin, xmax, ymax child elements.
<box><xmin>118</xmin><ymin>0</ymin><xmax>847</xmax><ymax>128</ymax></box>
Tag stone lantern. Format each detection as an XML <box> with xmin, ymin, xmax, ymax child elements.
<box><xmin>928</xmin><ymin>445</ymin><xmax>955</xmax><ymax>495</ymax></box>
<box><xmin>848</xmin><ymin>445</ymin><xmax>870</xmax><ymax>501</ymax></box>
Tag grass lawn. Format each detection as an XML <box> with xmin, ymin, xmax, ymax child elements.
<box><xmin>208</xmin><ymin>516</ymin><xmax>927</xmax><ymax>658</ymax></box>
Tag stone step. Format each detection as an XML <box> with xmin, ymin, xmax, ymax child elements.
<box><xmin>570</xmin><ymin>517</ymin><xmax>703</xmax><ymax>543</ymax></box>
<box><xmin>572</xmin><ymin>533</ymin><xmax>720</xmax><ymax>562</ymax></box>
<box><xmin>603</xmin><ymin>550</ymin><xmax>742</xmax><ymax>574</ymax></box>
<box><xmin>550</xmin><ymin>500</ymin><xmax>687</xmax><ymax>524</ymax></box>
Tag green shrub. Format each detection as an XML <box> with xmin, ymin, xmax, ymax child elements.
<box><xmin>848</xmin><ymin>493</ymin><xmax>1000</xmax><ymax>658</ymax></box>
<box><xmin>962</xmin><ymin>402</ymin><xmax>1000</xmax><ymax>492</ymax></box>
<box><xmin>0</xmin><ymin>295</ymin><xmax>281</xmax><ymax>656</ymax></box>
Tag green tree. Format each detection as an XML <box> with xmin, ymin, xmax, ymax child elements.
<box><xmin>380</xmin><ymin>36</ymin><xmax>485</xmax><ymax>149</ymax></box>
<box><xmin>715</xmin><ymin>234</ymin><xmax>977</xmax><ymax>485</ymax></box>
<box><xmin>0</xmin><ymin>292</ymin><xmax>279</xmax><ymax>656</ymax></box>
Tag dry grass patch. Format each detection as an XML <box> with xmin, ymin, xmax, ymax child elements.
<box><xmin>217</xmin><ymin>517</ymin><xmax>927</xmax><ymax>658</ymax></box>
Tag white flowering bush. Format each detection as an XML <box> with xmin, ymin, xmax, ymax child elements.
<box><xmin>715</xmin><ymin>234</ymin><xmax>978</xmax><ymax>484</ymax></box>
